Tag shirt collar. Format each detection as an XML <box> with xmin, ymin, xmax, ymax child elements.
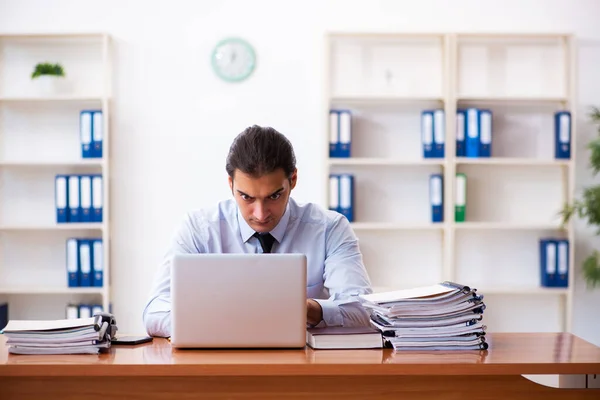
<box><xmin>238</xmin><ymin>200</ymin><xmax>292</xmax><ymax>244</ymax></box>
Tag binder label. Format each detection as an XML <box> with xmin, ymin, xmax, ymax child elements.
<box><xmin>546</xmin><ymin>242</ymin><xmax>557</xmax><ymax>274</ymax></box>
<box><xmin>422</xmin><ymin>112</ymin><xmax>433</xmax><ymax>145</ymax></box>
<box><xmin>558</xmin><ymin>241</ymin><xmax>568</xmax><ymax>274</ymax></box>
<box><xmin>433</xmin><ymin>110</ymin><xmax>445</xmax><ymax>144</ymax></box>
<box><xmin>56</xmin><ymin>177</ymin><xmax>67</xmax><ymax>208</ymax></box>
<box><xmin>68</xmin><ymin>176</ymin><xmax>80</xmax><ymax>208</ymax></box>
<box><xmin>67</xmin><ymin>239</ymin><xmax>78</xmax><ymax>273</ymax></box>
<box><xmin>559</xmin><ymin>113</ymin><xmax>570</xmax><ymax>143</ymax></box>
<box><xmin>456</xmin><ymin>112</ymin><xmax>465</xmax><ymax>141</ymax></box>
<box><xmin>80</xmin><ymin>242</ymin><xmax>91</xmax><ymax>274</ymax></box>
<box><xmin>92</xmin><ymin>176</ymin><xmax>103</xmax><ymax>208</ymax></box>
<box><xmin>430</xmin><ymin>175</ymin><xmax>442</xmax><ymax>206</ymax></box>
<box><xmin>480</xmin><ymin>111</ymin><xmax>492</xmax><ymax>144</ymax></box>
<box><xmin>456</xmin><ymin>174</ymin><xmax>466</xmax><ymax>206</ymax></box>
<box><xmin>93</xmin><ymin>111</ymin><xmax>103</xmax><ymax>141</ymax></box>
<box><xmin>80</xmin><ymin>112</ymin><xmax>92</xmax><ymax>145</ymax></box>
<box><xmin>329</xmin><ymin>111</ymin><xmax>339</xmax><ymax>146</ymax></box>
<box><xmin>93</xmin><ymin>241</ymin><xmax>104</xmax><ymax>272</ymax></box>
<box><xmin>329</xmin><ymin>175</ymin><xmax>339</xmax><ymax>209</ymax></box>
<box><xmin>467</xmin><ymin>109</ymin><xmax>478</xmax><ymax>138</ymax></box>
<box><xmin>340</xmin><ymin>175</ymin><xmax>352</xmax><ymax>208</ymax></box>
<box><xmin>80</xmin><ymin>176</ymin><xmax>92</xmax><ymax>208</ymax></box>
<box><xmin>339</xmin><ymin>111</ymin><xmax>351</xmax><ymax>144</ymax></box>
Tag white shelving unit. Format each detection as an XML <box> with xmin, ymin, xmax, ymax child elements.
<box><xmin>0</xmin><ymin>33</ymin><xmax>112</xmax><ymax>321</ymax></box>
<box><xmin>325</xmin><ymin>32</ymin><xmax>576</xmax><ymax>333</ymax></box>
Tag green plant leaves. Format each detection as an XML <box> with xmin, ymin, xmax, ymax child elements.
<box><xmin>31</xmin><ymin>63</ymin><xmax>65</xmax><ymax>79</ymax></box>
<box><xmin>583</xmin><ymin>251</ymin><xmax>600</xmax><ymax>289</ymax></box>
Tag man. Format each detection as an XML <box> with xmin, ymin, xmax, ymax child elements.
<box><xmin>143</xmin><ymin>125</ymin><xmax>373</xmax><ymax>337</ymax></box>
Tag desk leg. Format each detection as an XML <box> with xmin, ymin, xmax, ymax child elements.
<box><xmin>2</xmin><ymin>375</ymin><xmax>600</xmax><ymax>399</ymax></box>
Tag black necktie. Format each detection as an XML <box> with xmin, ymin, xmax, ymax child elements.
<box><xmin>253</xmin><ymin>232</ymin><xmax>276</xmax><ymax>253</ymax></box>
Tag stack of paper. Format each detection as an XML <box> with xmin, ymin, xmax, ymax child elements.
<box><xmin>359</xmin><ymin>282</ymin><xmax>488</xmax><ymax>351</ymax></box>
<box><xmin>1</xmin><ymin>317</ymin><xmax>112</xmax><ymax>355</ymax></box>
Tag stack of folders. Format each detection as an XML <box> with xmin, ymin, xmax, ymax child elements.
<box><xmin>359</xmin><ymin>282</ymin><xmax>488</xmax><ymax>351</ymax></box>
<box><xmin>329</xmin><ymin>109</ymin><xmax>352</xmax><ymax>158</ymax></box>
<box><xmin>329</xmin><ymin>174</ymin><xmax>354</xmax><ymax>222</ymax></box>
<box><xmin>456</xmin><ymin>108</ymin><xmax>492</xmax><ymax>158</ymax></box>
<box><xmin>421</xmin><ymin>109</ymin><xmax>445</xmax><ymax>158</ymax></box>
<box><xmin>80</xmin><ymin>110</ymin><xmax>103</xmax><ymax>158</ymax></box>
<box><xmin>55</xmin><ymin>174</ymin><xmax>103</xmax><ymax>223</ymax></box>
<box><xmin>1</xmin><ymin>316</ymin><xmax>113</xmax><ymax>355</ymax></box>
<box><xmin>66</xmin><ymin>238</ymin><xmax>103</xmax><ymax>287</ymax></box>
<box><xmin>539</xmin><ymin>238</ymin><xmax>569</xmax><ymax>288</ymax></box>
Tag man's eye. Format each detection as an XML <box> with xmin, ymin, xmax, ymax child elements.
<box><xmin>241</xmin><ymin>194</ymin><xmax>251</xmax><ymax>201</ymax></box>
<box><xmin>270</xmin><ymin>193</ymin><xmax>281</xmax><ymax>200</ymax></box>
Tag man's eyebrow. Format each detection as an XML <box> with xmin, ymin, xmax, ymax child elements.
<box><xmin>236</xmin><ymin>190</ymin><xmax>253</xmax><ymax>198</ymax></box>
<box><xmin>236</xmin><ymin>187</ymin><xmax>284</xmax><ymax>199</ymax></box>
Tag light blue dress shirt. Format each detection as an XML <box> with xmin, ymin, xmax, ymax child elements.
<box><xmin>142</xmin><ymin>197</ymin><xmax>373</xmax><ymax>337</ymax></box>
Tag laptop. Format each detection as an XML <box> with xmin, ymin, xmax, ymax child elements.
<box><xmin>170</xmin><ymin>253</ymin><xmax>307</xmax><ymax>348</ymax></box>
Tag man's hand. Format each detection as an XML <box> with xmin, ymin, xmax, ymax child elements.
<box><xmin>307</xmin><ymin>299</ymin><xmax>323</xmax><ymax>326</ymax></box>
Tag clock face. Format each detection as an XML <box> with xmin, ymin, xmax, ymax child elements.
<box><xmin>211</xmin><ymin>38</ymin><xmax>256</xmax><ymax>82</ymax></box>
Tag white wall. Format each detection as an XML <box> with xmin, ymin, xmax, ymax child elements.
<box><xmin>1</xmin><ymin>0</ymin><xmax>599</xmax><ymax>343</ymax></box>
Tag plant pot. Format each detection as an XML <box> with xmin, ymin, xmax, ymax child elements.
<box><xmin>34</xmin><ymin>75</ymin><xmax>64</xmax><ymax>96</ymax></box>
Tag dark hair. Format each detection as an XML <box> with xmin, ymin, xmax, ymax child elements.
<box><xmin>226</xmin><ymin>125</ymin><xmax>296</xmax><ymax>180</ymax></box>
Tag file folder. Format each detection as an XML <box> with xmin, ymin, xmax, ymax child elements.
<box><xmin>92</xmin><ymin>239</ymin><xmax>103</xmax><ymax>287</ymax></box>
<box><xmin>92</xmin><ymin>175</ymin><xmax>103</xmax><ymax>222</ymax></box>
<box><xmin>68</xmin><ymin>175</ymin><xmax>81</xmax><ymax>223</ymax></box>
<box><xmin>465</xmin><ymin>108</ymin><xmax>479</xmax><ymax>158</ymax></box>
<box><xmin>554</xmin><ymin>111</ymin><xmax>571</xmax><ymax>159</ymax></box>
<box><xmin>421</xmin><ymin>111</ymin><xmax>434</xmax><ymax>158</ymax></box>
<box><xmin>339</xmin><ymin>174</ymin><xmax>354</xmax><ymax>222</ymax></box>
<box><xmin>329</xmin><ymin>174</ymin><xmax>340</xmax><ymax>213</ymax></box>
<box><xmin>433</xmin><ymin>109</ymin><xmax>445</xmax><ymax>158</ymax></box>
<box><xmin>92</xmin><ymin>110</ymin><xmax>103</xmax><ymax>158</ymax></box>
<box><xmin>55</xmin><ymin>175</ymin><xmax>69</xmax><ymax>223</ymax></box>
<box><xmin>65</xmin><ymin>304</ymin><xmax>79</xmax><ymax>319</ymax></box>
<box><xmin>455</xmin><ymin>173</ymin><xmax>467</xmax><ymax>222</ymax></box>
<box><xmin>540</xmin><ymin>239</ymin><xmax>557</xmax><ymax>287</ymax></box>
<box><xmin>66</xmin><ymin>238</ymin><xmax>79</xmax><ymax>287</ymax></box>
<box><xmin>556</xmin><ymin>239</ymin><xmax>569</xmax><ymax>287</ymax></box>
<box><xmin>429</xmin><ymin>174</ymin><xmax>443</xmax><ymax>223</ymax></box>
<box><xmin>79</xmin><ymin>239</ymin><xmax>92</xmax><ymax>287</ymax></box>
<box><xmin>456</xmin><ymin>110</ymin><xmax>466</xmax><ymax>157</ymax></box>
<box><xmin>78</xmin><ymin>304</ymin><xmax>92</xmax><ymax>319</ymax></box>
<box><xmin>338</xmin><ymin>110</ymin><xmax>352</xmax><ymax>158</ymax></box>
<box><xmin>80</xmin><ymin>111</ymin><xmax>93</xmax><ymax>158</ymax></box>
<box><xmin>329</xmin><ymin>110</ymin><xmax>339</xmax><ymax>158</ymax></box>
<box><xmin>479</xmin><ymin>109</ymin><xmax>492</xmax><ymax>157</ymax></box>
<box><xmin>80</xmin><ymin>175</ymin><xmax>92</xmax><ymax>222</ymax></box>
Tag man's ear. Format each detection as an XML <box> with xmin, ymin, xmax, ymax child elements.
<box><xmin>289</xmin><ymin>169</ymin><xmax>298</xmax><ymax>190</ymax></box>
<box><xmin>228</xmin><ymin>176</ymin><xmax>234</xmax><ymax>194</ymax></box>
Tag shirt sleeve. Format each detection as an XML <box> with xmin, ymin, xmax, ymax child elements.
<box><xmin>312</xmin><ymin>214</ymin><xmax>373</xmax><ymax>328</ymax></box>
<box><xmin>142</xmin><ymin>214</ymin><xmax>203</xmax><ymax>337</ymax></box>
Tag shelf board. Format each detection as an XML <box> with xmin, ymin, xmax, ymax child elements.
<box><xmin>457</xmin><ymin>95</ymin><xmax>568</xmax><ymax>104</ymax></box>
<box><xmin>329</xmin><ymin>158</ymin><xmax>445</xmax><ymax>166</ymax></box>
<box><xmin>0</xmin><ymin>95</ymin><xmax>105</xmax><ymax>102</ymax></box>
<box><xmin>454</xmin><ymin>222</ymin><xmax>565</xmax><ymax>230</ymax></box>
<box><xmin>456</xmin><ymin>157</ymin><xmax>571</xmax><ymax>167</ymax></box>
<box><xmin>350</xmin><ymin>222</ymin><xmax>444</xmax><ymax>231</ymax></box>
<box><xmin>475</xmin><ymin>286</ymin><xmax>569</xmax><ymax>295</ymax></box>
<box><xmin>330</xmin><ymin>95</ymin><xmax>444</xmax><ymax>106</ymax></box>
<box><xmin>0</xmin><ymin>223</ymin><xmax>105</xmax><ymax>231</ymax></box>
<box><xmin>0</xmin><ymin>287</ymin><xmax>104</xmax><ymax>295</ymax></box>
<box><xmin>0</xmin><ymin>159</ymin><xmax>104</xmax><ymax>167</ymax></box>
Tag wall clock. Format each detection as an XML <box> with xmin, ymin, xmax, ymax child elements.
<box><xmin>211</xmin><ymin>37</ymin><xmax>256</xmax><ymax>82</ymax></box>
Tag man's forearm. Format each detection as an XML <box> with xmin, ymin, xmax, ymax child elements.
<box><xmin>307</xmin><ymin>299</ymin><xmax>323</xmax><ymax>326</ymax></box>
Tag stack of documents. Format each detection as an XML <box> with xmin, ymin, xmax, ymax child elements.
<box><xmin>1</xmin><ymin>316</ymin><xmax>112</xmax><ymax>355</ymax></box>
<box><xmin>359</xmin><ymin>282</ymin><xmax>488</xmax><ymax>351</ymax></box>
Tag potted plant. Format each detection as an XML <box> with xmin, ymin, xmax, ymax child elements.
<box><xmin>31</xmin><ymin>62</ymin><xmax>65</xmax><ymax>94</ymax></box>
<box><xmin>560</xmin><ymin>106</ymin><xmax>600</xmax><ymax>289</ymax></box>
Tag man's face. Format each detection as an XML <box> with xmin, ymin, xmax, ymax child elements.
<box><xmin>229</xmin><ymin>168</ymin><xmax>297</xmax><ymax>233</ymax></box>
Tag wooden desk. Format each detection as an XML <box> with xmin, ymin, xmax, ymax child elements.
<box><xmin>1</xmin><ymin>333</ymin><xmax>600</xmax><ymax>399</ymax></box>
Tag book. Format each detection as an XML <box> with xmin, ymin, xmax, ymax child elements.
<box><xmin>306</xmin><ymin>326</ymin><xmax>383</xmax><ymax>349</ymax></box>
